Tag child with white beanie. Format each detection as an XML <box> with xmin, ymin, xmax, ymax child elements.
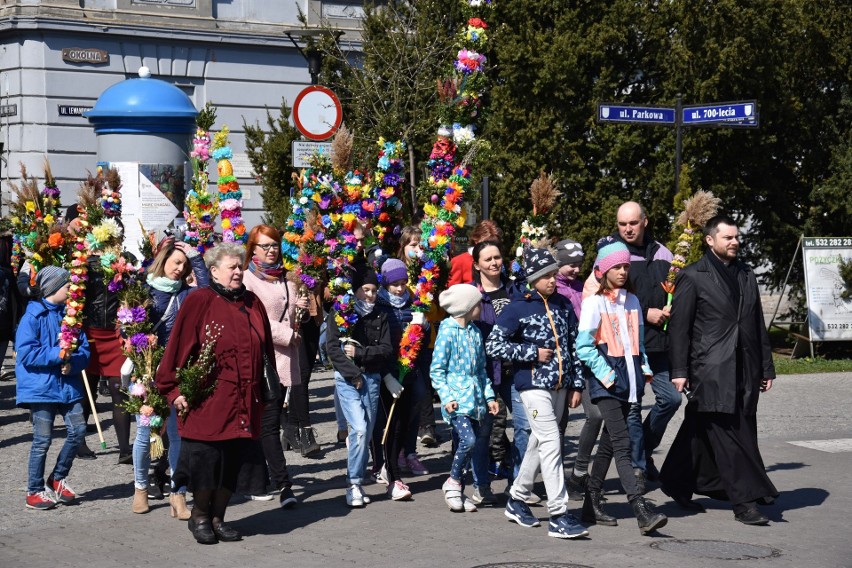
<box><xmin>431</xmin><ymin>284</ymin><xmax>499</xmax><ymax>512</ymax></box>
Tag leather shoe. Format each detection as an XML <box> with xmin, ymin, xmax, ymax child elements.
<box><xmin>188</xmin><ymin>518</ymin><xmax>217</xmax><ymax>544</ymax></box>
<box><xmin>213</xmin><ymin>523</ymin><xmax>242</xmax><ymax>542</ymax></box>
<box><xmin>661</xmin><ymin>486</ymin><xmax>705</xmax><ymax>512</ymax></box>
<box><xmin>735</xmin><ymin>507</ymin><xmax>769</xmax><ymax>526</ymax></box>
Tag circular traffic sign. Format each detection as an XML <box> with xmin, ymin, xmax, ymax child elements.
<box><xmin>292</xmin><ymin>85</ymin><xmax>343</xmax><ymax>141</ymax></box>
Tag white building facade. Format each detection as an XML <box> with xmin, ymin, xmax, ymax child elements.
<box><xmin>0</xmin><ymin>0</ymin><xmax>362</xmax><ymax>226</ymax></box>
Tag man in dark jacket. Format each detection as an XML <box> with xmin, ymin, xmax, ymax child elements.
<box><xmin>577</xmin><ymin>202</ymin><xmax>680</xmax><ymax>493</ymax></box>
<box><xmin>660</xmin><ymin>215</ymin><xmax>778</xmax><ymax>525</ymax></box>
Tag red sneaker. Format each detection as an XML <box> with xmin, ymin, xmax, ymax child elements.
<box><xmin>26</xmin><ymin>491</ymin><xmax>57</xmax><ymax>510</ymax></box>
<box><xmin>48</xmin><ymin>477</ymin><xmax>76</xmax><ymax>504</ymax></box>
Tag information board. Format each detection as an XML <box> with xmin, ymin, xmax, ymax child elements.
<box><xmin>802</xmin><ymin>237</ymin><xmax>852</xmax><ymax>341</ymax></box>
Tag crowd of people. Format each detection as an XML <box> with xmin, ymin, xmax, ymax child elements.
<box><xmin>4</xmin><ymin>199</ymin><xmax>779</xmax><ymax>545</ymax></box>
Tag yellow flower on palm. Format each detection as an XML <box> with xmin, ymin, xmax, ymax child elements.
<box><xmin>25</xmin><ymin>201</ymin><xmax>36</xmax><ymax>213</ymax></box>
<box><xmin>44</xmin><ymin>214</ymin><xmax>55</xmax><ymax>226</ymax></box>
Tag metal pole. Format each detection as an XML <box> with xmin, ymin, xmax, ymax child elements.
<box><xmin>675</xmin><ymin>94</ymin><xmax>682</xmax><ymax>196</ymax></box>
<box><xmin>481</xmin><ymin>176</ymin><xmax>490</xmax><ymax>220</ymax></box>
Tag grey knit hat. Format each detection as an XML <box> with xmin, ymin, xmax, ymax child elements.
<box><xmin>554</xmin><ymin>239</ymin><xmax>584</xmax><ymax>267</ymax></box>
<box><xmin>36</xmin><ymin>265</ymin><xmax>70</xmax><ymax>298</ymax></box>
<box><xmin>439</xmin><ymin>284</ymin><xmax>482</xmax><ymax>317</ymax></box>
<box><xmin>523</xmin><ymin>247</ymin><xmax>559</xmax><ymax>282</ymax></box>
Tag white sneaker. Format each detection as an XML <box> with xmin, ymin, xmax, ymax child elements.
<box><xmin>346</xmin><ymin>484</ymin><xmax>365</xmax><ymax>507</ymax></box>
<box><xmin>442</xmin><ymin>478</ymin><xmax>464</xmax><ymax>512</ymax></box>
<box><xmin>246</xmin><ymin>493</ymin><xmax>275</xmax><ymax>501</ymax></box>
<box><xmin>389</xmin><ymin>480</ymin><xmax>412</xmax><ymax>501</ymax></box>
<box><xmin>373</xmin><ymin>464</ymin><xmax>389</xmax><ymax>486</ymax></box>
<box><xmin>463</xmin><ymin>496</ymin><xmax>478</xmax><ymax>512</ymax></box>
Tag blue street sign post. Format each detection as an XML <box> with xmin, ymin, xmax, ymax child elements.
<box><xmin>682</xmin><ymin>100</ymin><xmax>758</xmax><ymax>126</ymax></box>
<box><xmin>598</xmin><ymin>104</ymin><xmax>675</xmax><ymax>124</ymax></box>
<box><xmin>596</xmin><ymin>97</ymin><xmax>759</xmax><ymax>196</ymax></box>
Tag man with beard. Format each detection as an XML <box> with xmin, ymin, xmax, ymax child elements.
<box><xmin>660</xmin><ymin>215</ymin><xmax>778</xmax><ymax>525</ymax></box>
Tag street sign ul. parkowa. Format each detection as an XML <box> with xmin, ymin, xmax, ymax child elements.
<box><xmin>598</xmin><ymin>104</ymin><xmax>675</xmax><ymax>124</ymax></box>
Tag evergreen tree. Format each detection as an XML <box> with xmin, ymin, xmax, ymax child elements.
<box><xmin>243</xmin><ymin>99</ymin><xmax>301</xmax><ymax>229</ymax></box>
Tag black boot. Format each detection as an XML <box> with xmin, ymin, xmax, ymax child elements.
<box><xmin>281</xmin><ymin>424</ymin><xmax>301</xmax><ymax>451</ymax></box>
<box><xmin>582</xmin><ymin>489</ymin><xmax>617</xmax><ymax>526</ymax></box>
<box><xmin>630</xmin><ymin>496</ymin><xmax>667</xmax><ymax>535</ymax></box>
<box><xmin>566</xmin><ymin>473</ymin><xmax>589</xmax><ymax>501</ymax></box>
<box><xmin>299</xmin><ymin>427</ymin><xmax>321</xmax><ymax>457</ymax></box>
<box><xmin>189</xmin><ymin>490</ymin><xmax>217</xmax><ymax>545</ymax></box>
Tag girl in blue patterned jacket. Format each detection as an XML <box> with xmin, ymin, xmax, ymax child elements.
<box><xmin>431</xmin><ymin>284</ymin><xmax>499</xmax><ymax>513</ymax></box>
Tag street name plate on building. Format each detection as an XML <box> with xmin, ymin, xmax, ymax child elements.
<box><xmin>598</xmin><ymin>103</ymin><xmax>675</xmax><ymax>124</ymax></box>
<box><xmin>61</xmin><ymin>48</ymin><xmax>109</xmax><ymax>64</ymax></box>
<box><xmin>59</xmin><ymin>105</ymin><xmax>93</xmax><ymax>117</ymax></box>
<box><xmin>0</xmin><ymin>104</ymin><xmax>17</xmax><ymax>117</ymax></box>
<box><xmin>292</xmin><ymin>141</ymin><xmax>332</xmax><ymax>168</ymax></box>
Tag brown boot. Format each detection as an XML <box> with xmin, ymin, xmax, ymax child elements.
<box><xmin>170</xmin><ymin>492</ymin><xmax>191</xmax><ymax>520</ymax></box>
<box><xmin>132</xmin><ymin>488</ymin><xmax>149</xmax><ymax>514</ymax></box>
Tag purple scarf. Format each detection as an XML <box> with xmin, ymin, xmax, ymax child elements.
<box><xmin>555</xmin><ymin>274</ymin><xmax>583</xmax><ymax>320</ymax></box>
<box><xmin>248</xmin><ymin>257</ymin><xmax>285</xmax><ymax>282</ymax></box>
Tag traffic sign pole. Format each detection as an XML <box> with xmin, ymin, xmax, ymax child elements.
<box><xmin>675</xmin><ymin>94</ymin><xmax>682</xmax><ymax>197</ymax></box>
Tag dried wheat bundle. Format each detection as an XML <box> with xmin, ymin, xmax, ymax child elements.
<box><xmin>9</xmin><ymin>163</ymin><xmax>41</xmax><ymax>204</ymax></box>
<box><xmin>530</xmin><ymin>171</ymin><xmax>560</xmax><ymax>216</ymax></box>
<box><xmin>331</xmin><ymin>124</ymin><xmax>354</xmax><ymax>173</ymax></box>
<box><xmin>676</xmin><ymin>189</ymin><xmax>721</xmax><ymax>229</ymax></box>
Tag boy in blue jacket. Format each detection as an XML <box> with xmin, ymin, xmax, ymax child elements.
<box><xmin>486</xmin><ymin>247</ymin><xmax>587</xmax><ymax>539</ymax></box>
<box><xmin>15</xmin><ymin>266</ymin><xmax>91</xmax><ymax>510</ymax></box>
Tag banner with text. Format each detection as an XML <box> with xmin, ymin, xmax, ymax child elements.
<box><xmin>802</xmin><ymin>237</ymin><xmax>852</xmax><ymax>341</ymax></box>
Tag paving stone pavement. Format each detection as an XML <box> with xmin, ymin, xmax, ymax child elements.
<box><xmin>1</xmin><ymin>368</ymin><xmax>850</xmax><ymax>567</ymax></box>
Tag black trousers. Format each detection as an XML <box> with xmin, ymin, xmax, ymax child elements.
<box><xmin>287</xmin><ymin>318</ymin><xmax>320</xmax><ymax>427</ymax></box>
<box><xmin>660</xmin><ymin>400</ymin><xmax>778</xmax><ymax>507</ymax></box>
<box><xmin>260</xmin><ymin>396</ymin><xmax>292</xmax><ymax>491</ymax></box>
<box><xmin>588</xmin><ymin>397</ymin><xmax>640</xmax><ymax>500</ymax></box>
<box><xmin>374</xmin><ymin>379</ymin><xmax>413</xmax><ymax>484</ymax></box>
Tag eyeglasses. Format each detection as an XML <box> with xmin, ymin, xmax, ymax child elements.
<box><xmin>256</xmin><ymin>243</ymin><xmax>278</xmax><ymax>252</ymax></box>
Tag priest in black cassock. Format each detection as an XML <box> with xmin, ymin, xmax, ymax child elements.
<box><xmin>659</xmin><ymin>214</ymin><xmax>778</xmax><ymax>526</ymax></box>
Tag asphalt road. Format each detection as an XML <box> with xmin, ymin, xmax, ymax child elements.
<box><xmin>1</xmin><ymin>369</ymin><xmax>850</xmax><ymax>568</ymax></box>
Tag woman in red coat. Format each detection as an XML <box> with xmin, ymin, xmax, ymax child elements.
<box><xmin>156</xmin><ymin>242</ymin><xmax>273</xmax><ymax>545</ymax></box>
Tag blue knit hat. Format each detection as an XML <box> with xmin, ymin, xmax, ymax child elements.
<box><xmin>523</xmin><ymin>247</ymin><xmax>559</xmax><ymax>282</ymax></box>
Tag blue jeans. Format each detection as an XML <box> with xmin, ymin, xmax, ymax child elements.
<box><xmin>28</xmin><ymin>402</ymin><xmax>86</xmax><ymax>494</ymax></box>
<box><xmin>165</xmin><ymin>407</ymin><xmax>186</xmax><ymax>493</ymax></box>
<box><xmin>133</xmin><ymin>415</ymin><xmax>151</xmax><ymax>490</ymax></box>
<box><xmin>509</xmin><ymin>383</ymin><xmax>530</xmax><ymax>482</ymax></box>
<box><xmin>333</xmin><ymin>387</ymin><xmax>347</xmax><ymax>431</ymax></box>
<box><xmin>335</xmin><ymin>371</ymin><xmax>381</xmax><ymax>485</ymax></box>
<box><xmin>449</xmin><ymin>414</ymin><xmax>493</xmax><ymax>486</ymax></box>
<box><xmin>627</xmin><ymin>352</ymin><xmax>681</xmax><ymax>470</ymax></box>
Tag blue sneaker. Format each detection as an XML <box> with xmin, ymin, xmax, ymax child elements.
<box><xmin>505</xmin><ymin>497</ymin><xmax>541</xmax><ymax>528</ymax></box>
<box><xmin>549</xmin><ymin>513</ymin><xmax>590</xmax><ymax>539</ymax></box>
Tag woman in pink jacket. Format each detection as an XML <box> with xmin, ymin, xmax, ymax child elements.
<box><xmin>242</xmin><ymin>224</ymin><xmax>308</xmax><ymax>508</ymax></box>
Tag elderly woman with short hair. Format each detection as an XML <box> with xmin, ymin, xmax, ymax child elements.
<box><xmin>156</xmin><ymin>242</ymin><xmax>274</xmax><ymax>545</ymax></box>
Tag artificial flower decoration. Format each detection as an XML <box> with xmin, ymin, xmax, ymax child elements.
<box><xmin>212</xmin><ymin>126</ymin><xmax>247</xmax><ymax>244</ymax></box>
<box><xmin>371</xmin><ymin>138</ymin><xmax>406</xmax><ymax>248</ymax></box>
<box><xmin>185</xmin><ymin>127</ymin><xmax>219</xmax><ymax>253</ymax></box>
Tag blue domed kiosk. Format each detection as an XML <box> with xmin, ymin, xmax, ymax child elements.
<box><xmin>85</xmin><ymin>67</ymin><xmax>197</xmax><ymax>165</ymax></box>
